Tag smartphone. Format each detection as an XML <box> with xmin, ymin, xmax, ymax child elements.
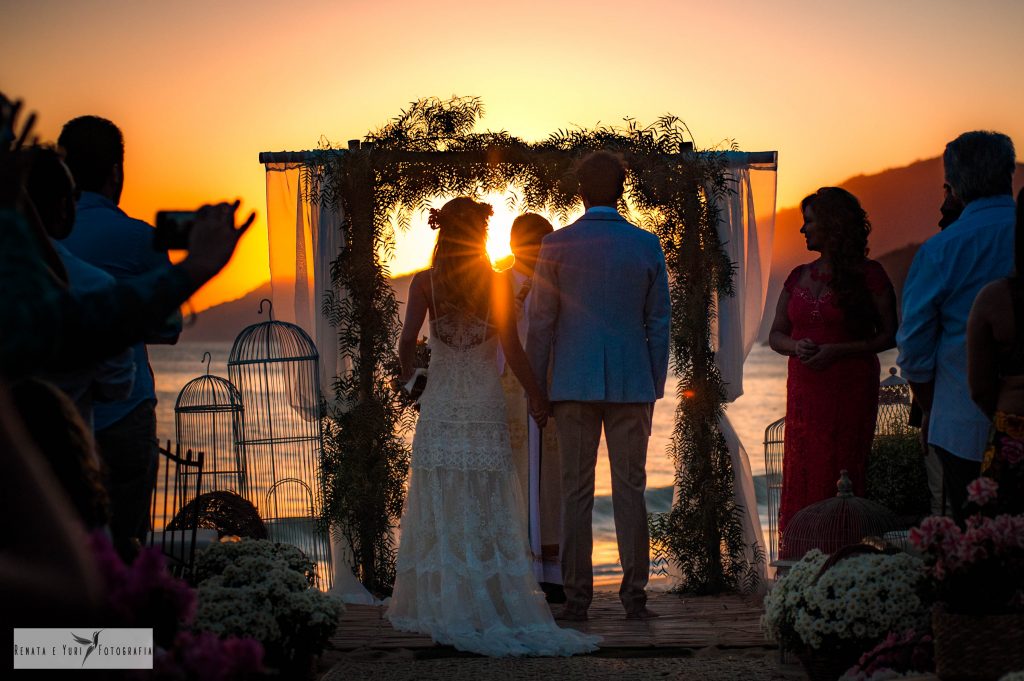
<box><xmin>154</xmin><ymin>211</ymin><xmax>197</xmax><ymax>250</ymax></box>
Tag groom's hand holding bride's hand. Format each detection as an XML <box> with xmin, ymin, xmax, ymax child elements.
<box><xmin>529</xmin><ymin>393</ymin><xmax>551</xmax><ymax>428</ymax></box>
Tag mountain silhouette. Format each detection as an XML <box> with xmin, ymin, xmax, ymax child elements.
<box><xmin>180</xmin><ymin>274</ymin><xmax>419</xmax><ymax>343</ymax></box>
<box><xmin>179</xmin><ymin>282</ymin><xmax>273</xmax><ymax>343</ymax></box>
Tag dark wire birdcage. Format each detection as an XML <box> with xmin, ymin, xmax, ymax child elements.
<box><xmin>175</xmin><ymin>352</ymin><xmax>247</xmax><ymax>497</ymax></box>
<box><xmin>779</xmin><ymin>470</ymin><xmax>901</xmax><ymax>561</ymax></box>
<box><xmin>228</xmin><ymin>299</ymin><xmax>332</xmax><ymax>589</ymax></box>
<box><xmin>764</xmin><ymin>417</ymin><xmax>786</xmax><ymax>567</ymax></box>
<box><xmin>876</xmin><ymin>367</ymin><xmax>913</xmax><ymax>436</ymax></box>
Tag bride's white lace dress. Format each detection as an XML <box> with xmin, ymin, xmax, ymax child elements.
<box><xmin>386</xmin><ymin>297</ymin><xmax>600</xmax><ymax>657</ymax></box>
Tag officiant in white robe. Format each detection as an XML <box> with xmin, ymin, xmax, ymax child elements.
<box><xmin>497</xmin><ymin>214</ymin><xmax>564</xmax><ymax>598</ymax></box>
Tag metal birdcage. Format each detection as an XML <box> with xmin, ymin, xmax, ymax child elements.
<box><xmin>228</xmin><ymin>299</ymin><xmax>333</xmax><ymax>589</ymax></box>
<box><xmin>876</xmin><ymin>367</ymin><xmax>913</xmax><ymax>435</ymax></box>
<box><xmin>763</xmin><ymin>417</ymin><xmax>786</xmax><ymax>566</ymax></box>
<box><xmin>779</xmin><ymin>470</ymin><xmax>901</xmax><ymax>561</ymax></box>
<box><xmin>175</xmin><ymin>352</ymin><xmax>247</xmax><ymax>497</ymax></box>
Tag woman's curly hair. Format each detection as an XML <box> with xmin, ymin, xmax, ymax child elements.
<box><xmin>804</xmin><ymin>187</ymin><xmax>879</xmax><ymax>339</ymax></box>
<box><xmin>429</xmin><ymin>197</ymin><xmax>494</xmax><ymax>315</ymax></box>
<box><xmin>11</xmin><ymin>378</ymin><xmax>110</xmax><ymax>529</ymax></box>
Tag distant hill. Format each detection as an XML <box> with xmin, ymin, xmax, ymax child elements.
<box><xmin>874</xmin><ymin>242</ymin><xmax>921</xmax><ymax>304</ymax></box>
<box><xmin>181</xmin><ymin>273</ymin><xmax>419</xmax><ymax>343</ymax></box>
<box><xmin>757</xmin><ymin>157</ymin><xmax>1024</xmax><ymax>340</ymax></box>
<box><xmin>179</xmin><ymin>282</ymin><xmax>273</xmax><ymax>343</ymax></box>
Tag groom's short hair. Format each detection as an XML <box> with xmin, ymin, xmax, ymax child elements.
<box><xmin>575</xmin><ymin>151</ymin><xmax>626</xmax><ymax>206</ymax></box>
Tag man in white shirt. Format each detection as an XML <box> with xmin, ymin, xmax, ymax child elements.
<box><xmin>897</xmin><ymin>130</ymin><xmax>1017</xmax><ymax>523</ymax></box>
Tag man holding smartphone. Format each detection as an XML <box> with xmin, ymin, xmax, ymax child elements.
<box><xmin>58</xmin><ymin>115</ymin><xmax>181</xmax><ymax>561</ymax></box>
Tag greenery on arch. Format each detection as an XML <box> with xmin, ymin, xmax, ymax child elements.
<box><xmin>309</xmin><ymin>96</ymin><xmax>762</xmax><ymax>596</ymax></box>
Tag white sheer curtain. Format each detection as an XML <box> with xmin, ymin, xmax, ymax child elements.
<box><xmin>264</xmin><ymin>162</ymin><xmax>348</xmax><ymax>400</ymax></box>
<box><xmin>713</xmin><ymin>151</ymin><xmax>778</xmax><ymax>589</ymax></box>
<box><xmin>264</xmin><ymin>160</ymin><xmax>376</xmax><ymax>604</ymax></box>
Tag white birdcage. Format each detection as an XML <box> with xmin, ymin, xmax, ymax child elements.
<box><xmin>228</xmin><ymin>300</ymin><xmax>332</xmax><ymax>589</ymax></box>
<box><xmin>175</xmin><ymin>352</ymin><xmax>247</xmax><ymax>497</ymax></box>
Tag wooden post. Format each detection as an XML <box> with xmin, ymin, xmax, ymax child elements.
<box><xmin>340</xmin><ymin>144</ymin><xmax>381</xmax><ymax>589</ymax></box>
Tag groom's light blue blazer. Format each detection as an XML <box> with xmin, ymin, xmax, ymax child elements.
<box><xmin>526</xmin><ymin>209</ymin><xmax>671</xmax><ymax>403</ymax></box>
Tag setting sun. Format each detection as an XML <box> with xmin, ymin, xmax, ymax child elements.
<box><xmin>384</xmin><ymin>190</ymin><xmax>580</xmax><ymax>277</ymax></box>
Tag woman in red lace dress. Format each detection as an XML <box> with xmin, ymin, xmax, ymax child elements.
<box><xmin>769</xmin><ymin>187</ymin><xmax>898</xmax><ymax>536</ymax></box>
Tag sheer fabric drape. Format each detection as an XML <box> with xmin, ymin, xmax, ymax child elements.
<box><xmin>263</xmin><ymin>161</ymin><xmax>374</xmax><ymax>602</ymax></box>
<box><xmin>713</xmin><ymin>152</ymin><xmax>778</xmax><ymax>588</ymax></box>
<box><xmin>264</xmin><ymin>162</ymin><xmax>347</xmax><ymax>400</ymax></box>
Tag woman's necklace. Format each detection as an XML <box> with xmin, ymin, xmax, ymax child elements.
<box><xmin>806</xmin><ymin>262</ymin><xmax>832</xmax><ymax>324</ymax></box>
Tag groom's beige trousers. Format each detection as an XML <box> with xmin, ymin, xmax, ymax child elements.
<box><xmin>553</xmin><ymin>401</ymin><xmax>652</xmax><ymax>615</ymax></box>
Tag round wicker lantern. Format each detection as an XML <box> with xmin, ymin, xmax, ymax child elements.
<box><xmin>780</xmin><ymin>469</ymin><xmax>901</xmax><ymax>561</ymax></box>
<box><xmin>175</xmin><ymin>353</ymin><xmax>247</xmax><ymax>497</ymax></box>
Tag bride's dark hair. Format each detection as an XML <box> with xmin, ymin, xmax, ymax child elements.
<box><xmin>429</xmin><ymin>197</ymin><xmax>494</xmax><ymax>314</ymax></box>
<box><xmin>805</xmin><ymin>187</ymin><xmax>878</xmax><ymax>338</ymax></box>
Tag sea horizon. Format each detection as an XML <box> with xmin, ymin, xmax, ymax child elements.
<box><xmin>150</xmin><ymin>341</ymin><xmax>900</xmax><ymax>588</ymax></box>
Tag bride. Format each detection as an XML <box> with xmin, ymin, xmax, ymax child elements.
<box><xmin>387</xmin><ymin>197</ymin><xmax>600</xmax><ymax>657</ymax></box>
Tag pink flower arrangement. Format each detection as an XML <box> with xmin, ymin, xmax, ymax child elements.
<box><xmin>840</xmin><ymin>629</ymin><xmax>934</xmax><ymax>681</ymax></box>
<box><xmin>967</xmin><ymin>477</ymin><xmax>999</xmax><ymax>506</ymax></box>
<box><xmin>88</xmin><ymin>530</ymin><xmax>196</xmax><ymax>645</ymax></box>
<box><xmin>90</xmin><ymin>531</ymin><xmax>267</xmax><ymax>679</ymax></box>
<box><xmin>909</xmin><ymin>513</ymin><xmax>1024</xmax><ymax>614</ymax></box>
<box><xmin>150</xmin><ymin>631</ymin><xmax>265</xmax><ymax>681</ymax></box>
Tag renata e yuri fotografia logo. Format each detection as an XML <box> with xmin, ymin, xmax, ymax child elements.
<box><xmin>13</xmin><ymin>628</ymin><xmax>153</xmax><ymax>669</ymax></box>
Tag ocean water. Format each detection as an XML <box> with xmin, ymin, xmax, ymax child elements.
<box><xmin>150</xmin><ymin>341</ymin><xmax>900</xmax><ymax>588</ymax></box>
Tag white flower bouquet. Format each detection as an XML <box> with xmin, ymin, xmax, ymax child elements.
<box><xmin>763</xmin><ymin>549</ymin><xmax>828</xmax><ymax>650</ymax></box>
<box><xmin>194</xmin><ymin>538</ymin><xmax>316</xmax><ymax>586</ymax></box>
<box><xmin>764</xmin><ymin>549</ymin><xmax>928</xmax><ymax>653</ymax></box>
<box><xmin>192</xmin><ymin>539</ymin><xmax>344</xmax><ymax>669</ymax></box>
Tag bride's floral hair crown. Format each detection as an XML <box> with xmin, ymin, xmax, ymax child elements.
<box><xmin>427</xmin><ymin>207</ymin><xmax>443</xmax><ymax>230</ymax></box>
<box><xmin>428</xmin><ymin>198</ymin><xmax>493</xmax><ymax>233</ymax></box>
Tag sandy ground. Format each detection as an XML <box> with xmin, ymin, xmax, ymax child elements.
<box><xmin>319</xmin><ymin>645</ymin><xmax>807</xmax><ymax>681</ymax></box>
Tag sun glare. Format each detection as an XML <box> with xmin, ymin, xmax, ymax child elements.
<box><xmin>385</xmin><ymin>190</ymin><xmax>573</xmax><ymax>277</ymax></box>
<box><xmin>483</xmin><ymin>193</ymin><xmax>518</xmax><ymax>269</ymax></box>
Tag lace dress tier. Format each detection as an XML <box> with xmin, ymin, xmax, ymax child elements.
<box><xmin>779</xmin><ymin>261</ymin><xmax>892</xmax><ymax>535</ymax></box>
<box><xmin>386</xmin><ymin>292</ymin><xmax>599</xmax><ymax>657</ymax></box>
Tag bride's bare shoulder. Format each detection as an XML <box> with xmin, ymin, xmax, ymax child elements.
<box><xmin>410</xmin><ymin>269</ymin><xmax>432</xmax><ymax>293</ymax></box>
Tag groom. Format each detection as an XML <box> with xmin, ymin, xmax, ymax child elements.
<box><xmin>526</xmin><ymin>151</ymin><xmax>671</xmax><ymax>620</ymax></box>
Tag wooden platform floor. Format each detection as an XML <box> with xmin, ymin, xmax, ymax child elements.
<box><xmin>329</xmin><ymin>591</ymin><xmax>772</xmax><ymax>654</ymax></box>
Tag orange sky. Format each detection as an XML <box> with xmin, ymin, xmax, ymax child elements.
<box><xmin>5</xmin><ymin>0</ymin><xmax>1023</xmax><ymax>310</ymax></box>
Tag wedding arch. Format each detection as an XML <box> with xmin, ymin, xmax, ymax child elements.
<box><xmin>258</xmin><ymin>97</ymin><xmax>778</xmax><ymax>595</ymax></box>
